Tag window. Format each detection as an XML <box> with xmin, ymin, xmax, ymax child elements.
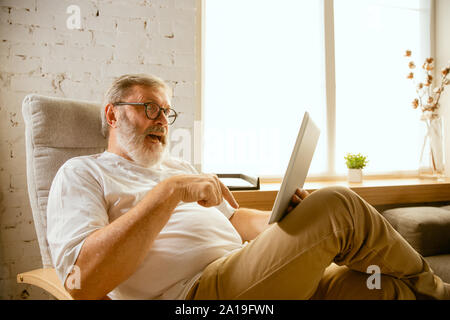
<box><xmin>202</xmin><ymin>0</ymin><xmax>432</xmax><ymax>178</ymax></box>
<box><xmin>334</xmin><ymin>0</ymin><xmax>432</xmax><ymax>175</ymax></box>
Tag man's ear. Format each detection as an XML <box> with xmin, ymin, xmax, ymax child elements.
<box><xmin>105</xmin><ymin>103</ymin><xmax>118</xmax><ymax>128</ymax></box>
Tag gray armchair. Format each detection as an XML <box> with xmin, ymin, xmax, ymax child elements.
<box><xmin>18</xmin><ymin>94</ymin><xmax>106</xmax><ymax>299</ymax></box>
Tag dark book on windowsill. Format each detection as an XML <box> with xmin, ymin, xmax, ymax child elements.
<box><xmin>216</xmin><ymin>174</ymin><xmax>260</xmax><ymax>191</ymax></box>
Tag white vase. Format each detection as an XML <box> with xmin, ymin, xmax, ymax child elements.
<box><xmin>348</xmin><ymin>168</ymin><xmax>362</xmax><ymax>183</ymax></box>
<box><xmin>419</xmin><ymin>115</ymin><xmax>445</xmax><ymax>180</ymax></box>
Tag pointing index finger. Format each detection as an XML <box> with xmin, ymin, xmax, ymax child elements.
<box><xmin>218</xmin><ymin>180</ymin><xmax>239</xmax><ymax>209</ymax></box>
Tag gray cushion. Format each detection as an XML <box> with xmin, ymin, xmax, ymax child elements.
<box><xmin>424</xmin><ymin>254</ymin><xmax>450</xmax><ymax>283</ymax></box>
<box><xmin>382</xmin><ymin>207</ymin><xmax>450</xmax><ymax>257</ymax></box>
<box><xmin>22</xmin><ymin>94</ymin><xmax>107</xmax><ymax>267</ymax></box>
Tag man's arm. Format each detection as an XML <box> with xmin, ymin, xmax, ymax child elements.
<box><xmin>229</xmin><ymin>188</ymin><xmax>310</xmax><ymax>242</ymax></box>
<box><xmin>229</xmin><ymin>208</ymin><xmax>271</xmax><ymax>242</ymax></box>
<box><xmin>66</xmin><ymin>174</ymin><xmax>238</xmax><ymax>300</ymax></box>
<box><xmin>66</xmin><ymin>177</ymin><xmax>179</xmax><ymax>299</ymax></box>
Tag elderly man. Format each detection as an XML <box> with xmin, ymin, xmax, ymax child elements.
<box><xmin>47</xmin><ymin>74</ymin><xmax>449</xmax><ymax>300</ymax></box>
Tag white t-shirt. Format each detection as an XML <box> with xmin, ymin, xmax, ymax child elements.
<box><xmin>46</xmin><ymin>151</ymin><xmax>244</xmax><ymax>299</ymax></box>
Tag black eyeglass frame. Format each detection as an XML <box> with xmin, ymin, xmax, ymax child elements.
<box><xmin>113</xmin><ymin>102</ymin><xmax>178</xmax><ymax>125</ymax></box>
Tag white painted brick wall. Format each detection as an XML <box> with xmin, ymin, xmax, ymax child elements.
<box><xmin>0</xmin><ymin>0</ymin><xmax>198</xmax><ymax>299</ymax></box>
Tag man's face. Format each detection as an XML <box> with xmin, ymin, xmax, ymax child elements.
<box><xmin>114</xmin><ymin>85</ymin><xmax>171</xmax><ymax>167</ymax></box>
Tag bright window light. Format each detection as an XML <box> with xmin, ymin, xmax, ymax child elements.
<box><xmin>203</xmin><ymin>0</ymin><xmax>431</xmax><ymax>177</ymax></box>
<box><xmin>203</xmin><ymin>0</ymin><xmax>326</xmax><ymax>177</ymax></box>
<box><xmin>334</xmin><ymin>0</ymin><xmax>431</xmax><ymax>174</ymax></box>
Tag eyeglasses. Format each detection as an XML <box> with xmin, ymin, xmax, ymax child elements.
<box><xmin>113</xmin><ymin>102</ymin><xmax>178</xmax><ymax>125</ymax></box>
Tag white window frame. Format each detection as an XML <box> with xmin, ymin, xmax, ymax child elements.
<box><xmin>196</xmin><ymin>0</ymin><xmax>436</xmax><ymax>180</ymax></box>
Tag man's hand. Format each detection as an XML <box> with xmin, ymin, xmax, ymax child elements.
<box><xmin>172</xmin><ymin>174</ymin><xmax>239</xmax><ymax>209</ymax></box>
<box><xmin>286</xmin><ymin>188</ymin><xmax>309</xmax><ymax>214</ymax></box>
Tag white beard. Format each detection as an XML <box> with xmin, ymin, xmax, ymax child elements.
<box><xmin>115</xmin><ymin>112</ymin><xmax>169</xmax><ymax>168</ymax></box>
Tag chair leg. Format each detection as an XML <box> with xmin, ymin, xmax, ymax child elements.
<box><xmin>17</xmin><ymin>268</ymin><xmax>73</xmax><ymax>300</ymax></box>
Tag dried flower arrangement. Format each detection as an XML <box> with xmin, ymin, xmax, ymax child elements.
<box><xmin>405</xmin><ymin>50</ymin><xmax>450</xmax><ymax>120</ymax></box>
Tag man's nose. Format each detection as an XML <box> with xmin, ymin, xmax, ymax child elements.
<box><xmin>153</xmin><ymin>110</ymin><xmax>168</xmax><ymax>126</ymax></box>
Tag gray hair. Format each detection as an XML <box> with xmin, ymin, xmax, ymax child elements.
<box><xmin>101</xmin><ymin>74</ymin><xmax>171</xmax><ymax>137</ymax></box>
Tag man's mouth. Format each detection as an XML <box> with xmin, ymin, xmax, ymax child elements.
<box><xmin>146</xmin><ymin>133</ymin><xmax>163</xmax><ymax>143</ymax></box>
<box><xmin>145</xmin><ymin>126</ymin><xmax>166</xmax><ymax>144</ymax></box>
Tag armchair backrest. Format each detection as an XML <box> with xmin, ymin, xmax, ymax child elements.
<box><xmin>22</xmin><ymin>94</ymin><xmax>107</xmax><ymax>268</ymax></box>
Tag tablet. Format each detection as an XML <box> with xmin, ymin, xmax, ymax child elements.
<box><xmin>268</xmin><ymin>112</ymin><xmax>320</xmax><ymax>224</ymax></box>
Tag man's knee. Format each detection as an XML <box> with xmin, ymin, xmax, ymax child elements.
<box><xmin>300</xmin><ymin>185</ymin><xmax>370</xmax><ymax>226</ymax></box>
<box><xmin>314</xmin><ymin>185</ymin><xmax>355</xmax><ymax>197</ymax></box>
<box><xmin>306</xmin><ymin>185</ymin><xmax>356</xmax><ymax>208</ymax></box>
<box><xmin>279</xmin><ymin>185</ymin><xmax>357</xmax><ymax>230</ymax></box>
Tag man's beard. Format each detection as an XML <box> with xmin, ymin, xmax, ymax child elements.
<box><xmin>115</xmin><ymin>112</ymin><xmax>169</xmax><ymax>168</ymax></box>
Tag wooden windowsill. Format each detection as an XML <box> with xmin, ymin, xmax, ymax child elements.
<box><xmin>231</xmin><ymin>177</ymin><xmax>450</xmax><ymax>211</ymax></box>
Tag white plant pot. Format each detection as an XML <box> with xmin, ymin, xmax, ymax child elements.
<box><xmin>348</xmin><ymin>168</ymin><xmax>363</xmax><ymax>183</ymax></box>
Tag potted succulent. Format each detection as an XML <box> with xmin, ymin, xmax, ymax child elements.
<box><xmin>344</xmin><ymin>153</ymin><xmax>368</xmax><ymax>183</ymax></box>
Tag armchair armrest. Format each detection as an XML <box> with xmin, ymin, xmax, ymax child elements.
<box><xmin>17</xmin><ymin>268</ymin><xmax>73</xmax><ymax>300</ymax></box>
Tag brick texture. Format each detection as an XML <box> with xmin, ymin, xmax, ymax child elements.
<box><xmin>0</xmin><ymin>0</ymin><xmax>198</xmax><ymax>299</ymax></box>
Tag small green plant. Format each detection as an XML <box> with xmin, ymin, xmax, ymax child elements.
<box><xmin>344</xmin><ymin>153</ymin><xmax>368</xmax><ymax>169</ymax></box>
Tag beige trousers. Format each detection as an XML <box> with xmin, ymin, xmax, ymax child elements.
<box><xmin>186</xmin><ymin>186</ymin><xmax>447</xmax><ymax>300</ymax></box>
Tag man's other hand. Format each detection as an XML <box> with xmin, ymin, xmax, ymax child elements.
<box><xmin>286</xmin><ymin>188</ymin><xmax>309</xmax><ymax>214</ymax></box>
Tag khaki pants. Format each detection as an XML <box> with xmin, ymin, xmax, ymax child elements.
<box><xmin>186</xmin><ymin>186</ymin><xmax>447</xmax><ymax>300</ymax></box>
